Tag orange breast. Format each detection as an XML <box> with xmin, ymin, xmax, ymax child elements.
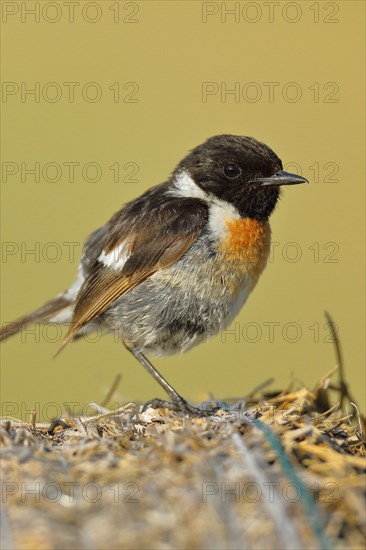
<box><xmin>220</xmin><ymin>218</ymin><xmax>271</xmax><ymax>284</ymax></box>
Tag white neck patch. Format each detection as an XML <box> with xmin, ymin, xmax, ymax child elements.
<box><xmin>170</xmin><ymin>170</ymin><xmax>240</xmax><ymax>239</ymax></box>
<box><xmin>171</xmin><ymin>170</ymin><xmax>206</xmax><ymax>200</ymax></box>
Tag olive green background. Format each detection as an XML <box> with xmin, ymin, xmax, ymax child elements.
<box><xmin>1</xmin><ymin>1</ymin><xmax>365</xmax><ymax>419</ymax></box>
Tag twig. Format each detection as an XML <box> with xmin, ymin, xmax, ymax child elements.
<box><xmin>100</xmin><ymin>373</ymin><xmax>122</xmax><ymax>408</ymax></box>
<box><xmin>323</xmin><ymin>311</ymin><xmax>364</xmax><ymax>419</ymax></box>
<box><xmin>29</xmin><ymin>410</ymin><xmax>36</xmax><ymax>430</ymax></box>
<box><xmin>350</xmin><ymin>402</ymin><xmax>364</xmax><ymax>443</ymax></box>
<box><xmin>244</xmin><ymin>377</ymin><xmax>275</xmax><ymax>399</ymax></box>
<box><xmin>79</xmin><ymin>402</ymin><xmax>136</xmax><ymax>424</ymax></box>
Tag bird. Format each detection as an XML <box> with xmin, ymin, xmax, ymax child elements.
<box><xmin>0</xmin><ymin>135</ymin><xmax>308</xmax><ymax>415</ymax></box>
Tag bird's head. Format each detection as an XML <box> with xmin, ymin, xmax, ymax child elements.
<box><xmin>175</xmin><ymin>134</ymin><xmax>307</xmax><ymax>220</ymax></box>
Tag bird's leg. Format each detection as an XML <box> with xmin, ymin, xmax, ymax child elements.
<box><xmin>123</xmin><ymin>343</ymin><xmax>219</xmax><ymax>417</ymax></box>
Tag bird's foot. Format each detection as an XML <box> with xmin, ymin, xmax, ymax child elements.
<box><xmin>142</xmin><ymin>397</ymin><xmax>220</xmax><ymax>417</ymax></box>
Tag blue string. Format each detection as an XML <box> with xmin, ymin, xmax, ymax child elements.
<box><xmin>250</xmin><ymin>417</ymin><xmax>333</xmax><ymax>550</ymax></box>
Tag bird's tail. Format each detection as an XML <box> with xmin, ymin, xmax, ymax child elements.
<box><xmin>0</xmin><ymin>295</ymin><xmax>73</xmax><ymax>343</ymax></box>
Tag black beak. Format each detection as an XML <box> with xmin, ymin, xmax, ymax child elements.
<box><xmin>252</xmin><ymin>170</ymin><xmax>308</xmax><ymax>187</ymax></box>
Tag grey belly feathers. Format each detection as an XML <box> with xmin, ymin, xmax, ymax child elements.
<box><xmin>98</xmin><ymin>235</ymin><xmax>251</xmax><ymax>356</ymax></box>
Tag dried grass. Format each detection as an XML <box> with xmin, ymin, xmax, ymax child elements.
<box><xmin>1</xmin><ymin>364</ymin><xmax>365</xmax><ymax>550</ymax></box>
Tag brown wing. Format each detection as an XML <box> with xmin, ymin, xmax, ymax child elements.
<box><xmin>57</xmin><ymin>196</ymin><xmax>208</xmax><ymax>353</ymax></box>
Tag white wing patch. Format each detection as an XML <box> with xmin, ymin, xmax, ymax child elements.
<box><xmin>99</xmin><ymin>240</ymin><xmax>131</xmax><ymax>270</ymax></box>
<box><xmin>45</xmin><ymin>240</ymin><xmax>131</xmax><ymax>325</ymax></box>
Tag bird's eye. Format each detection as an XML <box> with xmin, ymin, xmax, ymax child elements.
<box><xmin>224</xmin><ymin>163</ymin><xmax>241</xmax><ymax>179</ymax></box>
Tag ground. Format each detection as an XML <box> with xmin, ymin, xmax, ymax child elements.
<box><xmin>1</xmin><ymin>372</ymin><xmax>365</xmax><ymax>550</ymax></box>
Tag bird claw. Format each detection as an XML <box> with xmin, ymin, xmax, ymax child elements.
<box><xmin>142</xmin><ymin>397</ymin><xmax>220</xmax><ymax>417</ymax></box>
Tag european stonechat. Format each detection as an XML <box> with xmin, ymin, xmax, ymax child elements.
<box><xmin>1</xmin><ymin>135</ymin><xmax>308</xmax><ymax>415</ymax></box>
